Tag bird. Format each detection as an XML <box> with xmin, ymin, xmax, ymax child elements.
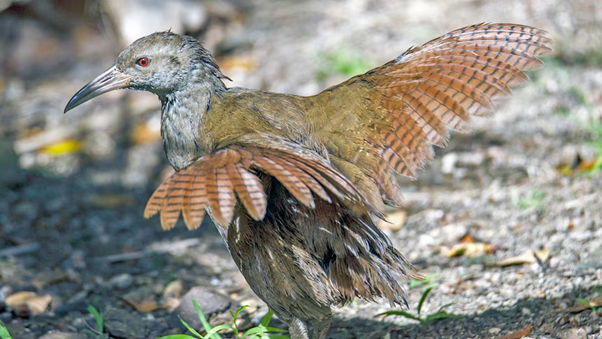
<box><xmin>65</xmin><ymin>23</ymin><xmax>551</xmax><ymax>339</ymax></box>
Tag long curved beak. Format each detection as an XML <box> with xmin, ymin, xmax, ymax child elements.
<box><xmin>64</xmin><ymin>66</ymin><xmax>132</xmax><ymax>113</ymax></box>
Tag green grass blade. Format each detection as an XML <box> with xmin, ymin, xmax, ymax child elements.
<box><xmin>260</xmin><ymin>309</ymin><xmax>274</xmax><ymax>327</ymax></box>
<box><xmin>204</xmin><ymin>325</ymin><xmax>236</xmax><ymax>338</ymax></box>
<box><xmin>264</xmin><ymin>327</ymin><xmax>288</xmax><ymax>333</ymax></box>
<box><xmin>417</xmin><ymin>285</ymin><xmax>435</xmax><ymax>315</ymax></box>
<box><xmin>577</xmin><ymin>298</ymin><xmax>593</xmax><ymax>309</ymax></box>
<box><xmin>191</xmin><ymin>298</ymin><xmax>223</xmax><ymax>339</ymax></box>
<box><xmin>157</xmin><ymin>335</ymin><xmax>198</xmax><ymax>339</ymax></box>
<box><xmin>435</xmin><ymin>302</ymin><xmax>454</xmax><ymax>314</ymax></box>
<box><xmin>421</xmin><ymin>312</ymin><xmax>461</xmax><ymax>325</ymax></box>
<box><xmin>231</xmin><ymin>305</ymin><xmax>249</xmax><ymax>334</ymax></box>
<box><xmin>408</xmin><ymin>273</ymin><xmax>438</xmax><ymax>289</ymax></box>
<box><xmin>87</xmin><ymin>305</ymin><xmax>104</xmax><ymax>333</ymax></box>
<box><xmin>233</xmin><ymin>305</ymin><xmax>249</xmax><ymax>322</ymax></box>
<box><xmin>242</xmin><ymin>325</ymin><xmax>289</xmax><ymax>339</ymax></box>
<box><xmin>178</xmin><ymin>316</ymin><xmax>204</xmax><ymax>339</ymax></box>
<box><xmin>0</xmin><ymin>322</ymin><xmax>13</xmax><ymax>339</ymax></box>
<box><xmin>241</xmin><ymin>327</ymin><xmax>265</xmax><ymax>338</ymax></box>
<box><xmin>376</xmin><ymin>310</ymin><xmax>421</xmax><ymax>321</ymax></box>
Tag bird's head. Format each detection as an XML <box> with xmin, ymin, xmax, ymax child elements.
<box><xmin>65</xmin><ymin>31</ymin><xmax>228</xmax><ymax>113</ymax></box>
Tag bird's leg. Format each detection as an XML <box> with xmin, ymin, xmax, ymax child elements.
<box><xmin>311</xmin><ymin>312</ymin><xmax>332</xmax><ymax>339</ymax></box>
<box><xmin>288</xmin><ymin>317</ymin><xmax>310</xmax><ymax>339</ymax></box>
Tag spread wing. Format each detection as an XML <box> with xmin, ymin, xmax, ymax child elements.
<box><xmin>312</xmin><ymin>23</ymin><xmax>553</xmax><ymax>204</ymax></box>
<box><xmin>146</xmin><ymin>23</ymin><xmax>552</xmax><ymax>228</ymax></box>
<box><xmin>144</xmin><ymin>145</ymin><xmax>367</xmax><ymax>229</ymax></box>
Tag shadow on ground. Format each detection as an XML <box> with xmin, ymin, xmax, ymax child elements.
<box><xmin>327</xmin><ymin>285</ymin><xmax>602</xmax><ymax>338</ymax></box>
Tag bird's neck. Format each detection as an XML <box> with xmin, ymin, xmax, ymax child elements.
<box><xmin>159</xmin><ymin>70</ymin><xmax>226</xmax><ymax>171</ymax></box>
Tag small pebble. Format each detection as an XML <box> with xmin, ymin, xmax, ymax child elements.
<box><xmin>109</xmin><ymin>273</ymin><xmax>134</xmax><ymax>289</ymax></box>
<box><xmin>39</xmin><ymin>332</ymin><xmax>87</xmax><ymax>339</ymax></box>
<box><xmin>559</xmin><ymin>327</ymin><xmax>587</xmax><ymax>339</ymax></box>
<box><xmin>488</xmin><ymin>327</ymin><xmax>501</xmax><ymax>334</ymax></box>
<box><xmin>170</xmin><ymin>287</ymin><xmax>231</xmax><ymax>330</ymax></box>
<box><xmin>104</xmin><ymin>307</ymin><xmax>146</xmax><ymax>339</ymax></box>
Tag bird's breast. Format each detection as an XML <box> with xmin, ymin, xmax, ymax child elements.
<box><xmin>160</xmin><ymin>95</ymin><xmax>207</xmax><ymax>171</ymax></box>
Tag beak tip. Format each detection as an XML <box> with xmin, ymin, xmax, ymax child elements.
<box><xmin>64</xmin><ymin>99</ymin><xmax>79</xmax><ymax>114</ymax></box>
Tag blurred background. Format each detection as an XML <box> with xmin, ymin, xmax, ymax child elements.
<box><xmin>1</xmin><ymin>0</ymin><xmax>601</xmax><ymax>338</ymax></box>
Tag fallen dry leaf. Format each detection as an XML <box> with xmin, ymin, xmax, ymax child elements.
<box><xmin>557</xmin><ymin>164</ymin><xmax>573</xmax><ymax>176</ymax></box>
<box><xmin>6</xmin><ymin>291</ymin><xmax>37</xmax><ymax>306</ymax></box>
<box><xmin>26</xmin><ymin>295</ymin><xmax>53</xmax><ymax>315</ymax></box>
<box><xmin>497</xmin><ymin>249</ymin><xmax>550</xmax><ymax>267</ymax></box>
<box><xmin>577</xmin><ymin>157</ymin><xmax>598</xmax><ymax>171</ymax></box>
<box><xmin>220</xmin><ymin>56</ymin><xmax>257</xmax><ymax>72</ymax></box>
<box><xmin>459</xmin><ymin>232</ymin><xmax>475</xmax><ymax>243</ymax></box>
<box><xmin>119</xmin><ymin>296</ymin><xmax>163</xmax><ymax>313</ymax></box>
<box><xmin>495</xmin><ymin>325</ymin><xmax>532</xmax><ymax>339</ymax></box>
<box><xmin>162</xmin><ymin>280</ymin><xmax>183</xmax><ymax>298</ymax></box>
<box><xmin>377</xmin><ymin>209</ymin><xmax>407</xmax><ymax>232</ymax></box>
<box><xmin>443</xmin><ymin>242</ymin><xmax>495</xmax><ymax>258</ymax></box>
<box><xmin>162</xmin><ymin>280</ymin><xmax>184</xmax><ymax>311</ymax></box>
<box><xmin>565</xmin><ymin>296</ymin><xmax>602</xmax><ymax>313</ymax></box>
<box><xmin>6</xmin><ymin>291</ymin><xmax>52</xmax><ymax>316</ymax></box>
<box><xmin>164</xmin><ymin>297</ymin><xmax>181</xmax><ymax>312</ymax></box>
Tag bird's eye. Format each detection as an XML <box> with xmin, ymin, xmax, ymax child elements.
<box><xmin>136</xmin><ymin>57</ymin><xmax>150</xmax><ymax>67</ymax></box>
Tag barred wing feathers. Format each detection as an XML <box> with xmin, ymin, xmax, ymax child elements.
<box><xmin>321</xmin><ymin>23</ymin><xmax>552</xmax><ymax>202</ymax></box>
<box><xmin>144</xmin><ymin>146</ymin><xmax>366</xmax><ymax>229</ymax></box>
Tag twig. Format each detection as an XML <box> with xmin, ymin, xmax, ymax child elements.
<box><xmin>0</xmin><ymin>242</ymin><xmax>40</xmax><ymax>257</ymax></box>
<box><xmin>95</xmin><ymin>238</ymin><xmax>201</xmax><ymax>263</ymax></box>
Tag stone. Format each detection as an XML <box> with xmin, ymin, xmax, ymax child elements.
<box><xmin>109</xmin><ymin>273</ymin><xmax>134</xmax><ymax>289</ymax></box>
<box><xmin>170</xmin><ymin>287</ymin><xmax>231</xmax><ymax>330</ymax></box>
<box><xmin>558</xmin><ymin>328</ymin><xmax>587</xmax><ymax>339</ymax></box>
<box><xmin>39</xmin><ymin>332</ymin><xmax>87</xmax><ymax>339</ymax></box>
<box><xmin>104</xmin><ymin>307</ymin><xmax>146</xmax><ymax>339</ymax></box>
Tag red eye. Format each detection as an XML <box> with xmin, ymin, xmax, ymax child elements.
<box><xmin>136</xmin><ymin>57</ymin><xmax>149</xmax><ymax>67</ymax></box>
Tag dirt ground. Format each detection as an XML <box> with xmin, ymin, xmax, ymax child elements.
<box><xmin>1</xmin><ymin>0</ymin><xmax>602</xmax><ymax>338</ymax></box>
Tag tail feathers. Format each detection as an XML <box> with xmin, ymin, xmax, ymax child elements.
<box><xmin>144</xmin><ymin>145</ymin><xmax>367</xmax><ymax>229</ymax></box>
<box><xmin>329</xmin><ymin>243</ymin><xmax>422</xmax><ymax>307</ymax></box>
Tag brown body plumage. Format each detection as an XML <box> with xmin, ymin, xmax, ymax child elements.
<box><xmin>65</xmin><ymin>23</ymin><xmax>551</xmax><ymax>338</ymax></box>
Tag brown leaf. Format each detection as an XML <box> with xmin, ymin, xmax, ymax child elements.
<box><xmin>26</xmin><ymin>294</ymin><xmax>52</xmax><ymax>315</ymax></box>
<box><xmin>565</xmin><ymin>296</ymin><xmax>602</xmax><ymax>313</ymax></box>
<box><xmin>119</xmin><ymin>296</ymin><xmax>162</xmax><ymax>313</ymax></box>
<box><xmin>6</xmin><ymin>291</ymin><xmax>37</xmax><ymax>307</ymax></box>
<box><xmin>443</xmin><ymin>242</ymin><xmax>495</xmax><ymax>258</ymax></box>
<box><xmin>162</xmin><ymin>280</ymin><xmax>183</xmax><ymax>298</ymax></box>
<box><xmin>459</xmin><ymin>232</ymin><xmax>475</xmax><ymax>243</ymax></box>
<box><xmin>495</xmin><ymin>325</ymin><xmax>532</xmax><ymax>339</ymax></box>
<box><xmin>220</xmin><ymin>56</ymin><xmax>257</xmax><ymax>72</ymax></box>
<box><xmin>162</xmin><ymin>281</ymin><xmax>184</xmax><ymax>311</ymax></box>
<box><xmin>533</xmin><ymin>249</ymin><xmax>550</xmax><ymax>263</ymax></box>
<box><xmin>577</xmin><ymin>157</ymin><xmax>598</xmax><ymax>171</ymax></box>
<box><xmin>5</xmin><ymin>291</ymin><xmax>52</xmax><ymax>316</ymax></box>
<box><xmin>497</xmin><ymin>249</ymin><xmax>549</xmax><ymax>267</ymax></box>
